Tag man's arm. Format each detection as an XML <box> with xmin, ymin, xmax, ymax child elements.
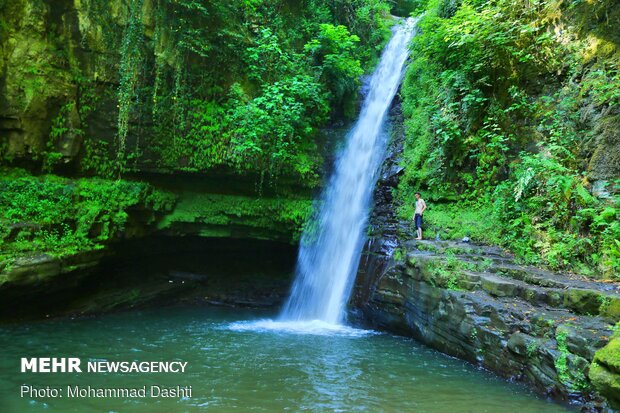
<box><xmin>421</xmin><ymin>200</ymin><xmax>427</xmax><ymax>214</ymax></box>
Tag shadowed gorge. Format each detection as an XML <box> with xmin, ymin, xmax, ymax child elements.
<box><xmin>0</xmin><ymin>236</ymin><xmax>298</xmax><ymax>321</ymax></box>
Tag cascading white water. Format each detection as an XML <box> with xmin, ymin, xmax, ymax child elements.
<box><xmin>280</xmin><ymin>18</ymin><xmax>417</xmax><ymax>325</ymax></box>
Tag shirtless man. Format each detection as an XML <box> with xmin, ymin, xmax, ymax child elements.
<box><xmin>413</xmin><ymin>192</ymin><xmax>427</xmax><ymax>240</ymax></box>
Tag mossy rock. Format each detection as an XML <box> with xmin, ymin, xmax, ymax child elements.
<box><xmin>480</xmin><ymin>275</ymin><xmax>519</xmax><ymax>298</ymax></box>
<box><xmin>595</xmin><ymin>338</ymin><xmax>620</xmax><ymax>374</ymax></box>
<box><xmin>157</xmin><ymin>191</ymin><xmax>313</xmax><ymax>242</ymax></box>
<box><xmin>563</xmin><ymin>289</ymin><xmax>602</xmax><ymax>315</ymax></box>
<box><xmin>590</xmin><ymin>337</ymin><xmax>620</xmax><ymax>409</ymax></box>
<box><xmin>600</xmin><ymin>296</ymin><xmax>620</xmax><ymax>320</ymax></box>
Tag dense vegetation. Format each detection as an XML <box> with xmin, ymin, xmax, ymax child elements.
<box><xmin>0</xmin><ymin>0</ymin><xmax>392</xmax><ymax>183</ymax></box>
<box><xmin>1</xmin><ymin>0</ymin><xmax>618</xmax><ymax>279</ymax></box>
<box><xmin>0</xmin><ymin>168</ymin><xmax>175</xmax><ymax>270</ymax></box>
<box><xmin>131</xmin><ymin>0</ymin><xmax>392</xmax><ymax>183</ymax></box>
<box><xmin>0</xmin><ymin>0</ymin><xmax>393</xmax><ymax>264</ymax></box>
<box><xmin>397</xmin><ymin>0</ymin><xmax>620</xmax><ymax>278</ymax></box>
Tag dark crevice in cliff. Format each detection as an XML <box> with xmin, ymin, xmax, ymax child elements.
<box><xmin>0</xmin><ymin>236</ymin><xmax>296</xmax><ymax>323</ymax></box>
<box><xmin>351</xmin><ymin>93</ymin><xmax>404</xmax><ymax>316</ymax></box>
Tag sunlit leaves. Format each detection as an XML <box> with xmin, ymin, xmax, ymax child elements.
<box><xmin>305</xmin><ymin>24</ymin><xmax>364</xmax><ymax>105</ymax></box>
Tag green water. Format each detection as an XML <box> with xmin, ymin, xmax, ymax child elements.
<box><xmin>0</xmin><ymin>306</ymin><xmax>572</xmax><ymax>413</ymax></box>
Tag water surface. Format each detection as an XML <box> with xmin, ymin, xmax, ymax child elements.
<box><xmin>0</xmin><ymin>307</ymin><xmax>572</xmax><ymax>413</ymax></box>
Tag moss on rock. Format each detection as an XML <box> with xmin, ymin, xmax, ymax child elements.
<box><xmin>158</xmin><ymin>191</ymin><xmax>313</xmax><ymax>242</ymax></box>
<box><xmin>0</xmin><ymin>168</ymin><xmax>176</xmax><ymax>268</ymax></box>
<box><xmin>563</xmin><ymin>289</ymin><xmax>603</xmax><ymax>316</ymax></box>
<box><xmin>590</xmin><ymin>332</ymin><xmax>620</xmax><ymax>409</ymax></box>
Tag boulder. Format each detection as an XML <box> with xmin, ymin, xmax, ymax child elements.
<box><xmin>590</xmin><ymin>337</ymin><xmax>620</xmax><ymax>409</ymax></box>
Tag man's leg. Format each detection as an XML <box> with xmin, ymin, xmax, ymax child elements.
<box><xmin>417</xmin><ymin>215</ymin><xmax>423</xmax><ymax>240</ymax></box>
<box><xmin>415</xmin><ymin>215</ymin><xmax>422</xmax><ymax>240</ymax></box>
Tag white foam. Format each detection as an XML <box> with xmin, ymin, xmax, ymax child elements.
<box><xmin>225</xmin><ymin>319</ymin><xmax>376</xmax><ymax>337</ymax></box>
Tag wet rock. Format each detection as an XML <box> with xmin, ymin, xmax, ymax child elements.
<box><xmin>355</xmin><ymin>234</ymin><xmax>618</xmax><ymax>411</ymax></box>
<box><xmin>0</xmin><ymin>250</ymin><xmax>107</xmax><ymax>288</ymax></box>
<box><xmin>480</xmin><ymin>274</ymin><xmax>520</xmax><ymax>297</ymax></box>
<box><xmin>507</xmin><ymin>332</ymin><xmax>532</xmax><ymax>356</ymax></box>
<box><xmin>2</xmin><ymin>254</ymin><xmax>61</xmax><ymax>286</ymax></box>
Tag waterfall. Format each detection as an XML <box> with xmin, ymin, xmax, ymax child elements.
<box><xmin>280</xmin><ymin>18</ymin><xmax>417</xmax><ymax>325</ymax></box>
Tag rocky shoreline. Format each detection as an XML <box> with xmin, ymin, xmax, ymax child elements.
<box><xmin>352</xmin><ymin>101</ymin><xmax>620</xmax><ymax>412</ymax></box>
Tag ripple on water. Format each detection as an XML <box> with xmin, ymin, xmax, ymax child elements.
<box><xmin>224</xmin><ymin>319</ymin><xmax>378</xmax><ymax>338</ymax></box>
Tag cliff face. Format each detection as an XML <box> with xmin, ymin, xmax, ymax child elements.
<box><xmin>352</xmin><ymin>99</ymin><xmax>620</xmax><ymax>412</ymax></box>
<box><xmin>0</xmin><ymin>0</ymin><xmax>395</xmax><ymax>283</ymax></box>
<box><xmin>1</xmin><ymin>0</ymin><xmax>358</xmax><ymax>301</ymax></box>
<box><xmin>355</xmin><ymin>240</ymin><xmax>620</xmax><ymax>410</ymax></box>
<box><xmin>1</xmin><ymin>0</ymin><xmax>123</xmax><ymax>163</ymax></box>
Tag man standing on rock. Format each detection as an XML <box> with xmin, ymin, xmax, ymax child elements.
<box><xmin>413</xmin><ymin>192</ymin><xmax>427</xmax><ymax>240</ymax></box>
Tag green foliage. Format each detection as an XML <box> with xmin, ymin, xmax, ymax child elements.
<box><xmin>599</xmin><ymin>295</ymin><xmax>612</xmax><ymax>314</ymax></box>
<box><xmin>424</xmin><ymin>255</ymin><xmax>474</xmax><ymax>290</ymax></box>
<box><xmin>397</xmin><ymin>0</ymin><xmax>620</xmax><ymax>278</ymax></box>
<box><xmin>42</xmin><ymin>102</ymin><xmax>80</xmax><ymax>172</ymax></box>
<box><xmin>555</xmin><ymin>330</ymin><xmax>571</xmax><ymax>385</ymax></box>
<box><xmin>305</xmin><ymin>24</ymin><xmax>364</xmax><ymax>110</ymax></box>
<box><xmin>526</xmin><ymin>340</ymin><xmax>538</xmax><ymax>358</ymax></box>
<box><xmin>393</xmin><ymin>247</ymin><xmax>406</xmax><ymax>261</ymax></box>
<box><xmin>1</xmin><ymin>0</ymin><xmax>393</xmax><ymax>188</ymax></box>
<box><xmin>555</xmin><ymin>329</ymin><xmax>590</xmax><ymax>392</ymax></box>
<box><xmin>245</xmin><ymin>27</ymin><xmax>291</xmax><ymax>83</ymax></box>
<box><xmin>115</xmin><ymin>0</ymin><xmax>145</xmax><ymax>174</ymax></box>
<box><xmin>157</xmin><ymin>75</ymin><xmax>328</xmax><ymax>182</ymax></box>
<box><xmin>226</xmin><ymin>76</ymin><xmax>329</xmax><ymax>180</ymax></box>
<box><xmin>494</xmin><ymin>159</ymin><xmax>620</xmax><ymax>275</ymax></box>
<box><xmin>0</xmin><ymin>169</ymin><xmax>175</xmax><ymax>267</ymax></box>
<box><xmin>391</xmin><ymin>0</ymin><xmax>428</xmax><ymax>16</ymax></box>
<box><xmin>158</xmin><ymin>192</ymin><xmax>313</xmax><ymax>241</ymax></box>
<box><xmin>80</xmin><ymin>0</ymin><xmax>393</xmax><ymax>182</ymax></box>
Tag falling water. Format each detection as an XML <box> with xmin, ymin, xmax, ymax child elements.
<box><xmin>280</xmin><ymin>18</ymin><xmax>417</xmax><ymax>324</ymax></box>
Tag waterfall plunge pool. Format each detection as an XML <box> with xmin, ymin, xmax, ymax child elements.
<box><xmin>0</xmin><ymin>306</ymin><xmax>573</xmax><ymax>413</ymax></box>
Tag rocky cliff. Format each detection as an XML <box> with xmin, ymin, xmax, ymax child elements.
<box><xmin>353</xmin><ymin>99</ymin><xmax>620</xmax><ymax>412</ymax></box>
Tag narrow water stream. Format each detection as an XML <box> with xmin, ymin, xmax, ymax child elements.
<box><xmin>0</xmin><ymin>307</ymin><xmax>573</xmax><ymax>413</ymax></box>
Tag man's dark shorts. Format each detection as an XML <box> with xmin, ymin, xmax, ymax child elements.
<box><xmin>414</xmin><ymin>213</ymin><xmax>423</xmax><ymax>230</ymax></box>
